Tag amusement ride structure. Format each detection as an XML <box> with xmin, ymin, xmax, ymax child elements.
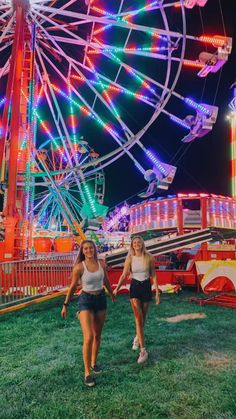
<box><xmin>0</xmin><ymin>0</ymin><xmax>233</xmax><ymax>261</ymax></box>
<box><xmin>228</xmin><ymin>86</ymin><xmax>236</xmax><ymax>199</ymax></box>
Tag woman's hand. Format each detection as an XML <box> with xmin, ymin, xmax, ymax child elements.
<box><xmin>109</xmin><ymin>290</ymin><xmax>116</xmax><ymax>302</ymax></box>
<box><xmin>113</xmin><ymin>287</ymin><xmax>118</xmax><ymax>297</ymax></box>
<box><xmin>61</xmin><ymin>305</ymin><xmax>67</xmax><ymax>319</ymax></box>
<box><xmin>155</xmin><ymin>292</ymin><xmax>160</xmax><ymax>305</ymax></box>
<box><xmin>110</xmin><ymin>293</ymin><xmax>116</xmax><ymax>302</ymax></box>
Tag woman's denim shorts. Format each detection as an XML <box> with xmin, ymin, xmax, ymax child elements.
<box><xmin>78</xmin><ymin>289</ymin><xmax>107</xmax><ymax>313</ymax></box>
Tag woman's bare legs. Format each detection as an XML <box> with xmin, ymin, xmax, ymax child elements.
<box><xmin>91</xmin><ymin>310</ymin><xmax>106</xmax><ymax>367</ymax></box>
<box><xmin>132</xmin><ymin>301</ymin><xmax>151</xmax><ymax>346</ymax></box>
<box><xmin>130</xmin><ymin>298</ymin><xmax>145</xmax><ymax>349</ymax></box>
<box><xmin>78</xmin><ymin>310</ymin><xmax>94</xmax><ymax>377</ymax></box>
<box><xmin>141</xmin><ymin>301</ymin><xmax>151</xmax><ymax>324</ymax></box>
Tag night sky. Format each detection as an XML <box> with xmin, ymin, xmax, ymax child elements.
<box><xmin>104</xmin><ymin>2</ymin><xmax>236</xmax><ymax>209</ymax></box>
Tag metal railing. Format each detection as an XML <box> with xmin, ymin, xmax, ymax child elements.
<box><xmin>0</xmin><ymin>253</ymin><xmax>76</xmax><ymax>308</ymax></box>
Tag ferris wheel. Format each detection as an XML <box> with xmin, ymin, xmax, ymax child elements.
<box><xmin>33</xmin><ymin>136</ymin><xmax>106</xmax><ymax>230</ymax></box>
<box><xmin>0</xmin><ymin>0</ymin><xmax>232</xmax><ymax>255</ymax></box>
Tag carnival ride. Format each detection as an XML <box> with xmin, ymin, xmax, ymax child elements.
<box><xmin>104</xmin><ymin>193</ymin><xmax>236</xmax><ymax>294</ymax></box>
<box><xmin>228</xmin><ymin>85</ymin><xmax>236</xmax><ymax>199</ymax></box>
<box><xmin>0</xmin><ymin>0</ymin><xmax>232</xmax><ymax>261</ymax></box>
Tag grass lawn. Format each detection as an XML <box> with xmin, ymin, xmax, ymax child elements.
<box><xmin>0</xmin><ymin>291</ymin><xmax>236</xmax><ymax>419</ymax></box>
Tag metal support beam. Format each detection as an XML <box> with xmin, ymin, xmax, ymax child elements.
<box><xmin>6</xmin><ymin>5</ymin><xmax>25</xmax><ymax>217</ymax></box>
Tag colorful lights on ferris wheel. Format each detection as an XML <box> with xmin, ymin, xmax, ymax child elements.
<box><xmin>184</xmin><ymin>0</ymin><xmax>208</xmax><ymax>8</ymax></box>
<box><xmin>67</xmin><ymin>75</ymin><xmax>81</xmax><ymax>164</ymax></box>
<box><xmin>85</xmin><ymin>55</ymin><xmax>121</xmax><ymax>120</ymax></box>
<box><xmin>198</xmin><ymin>35</ymin><xmax>230</xmax><ymax>48</ymax></box>
<box><xmin>92</xmin><ymin>36</ymin><xmax>156</xmax><ymax>95</ymax></box>
<box><xmin>0</xmin><ymin>97</ymin><xmax>5</xmax><ymax>108</ymax></box>
<box><xmin>91</xmin><ymin>1</ymin><xmax>168</xmax><ymax>22</ymax></box>
<box><xmin>88</xmin><ymin>46</ymin><xmax>170</xmax><ymax>55</ymax></box>
<box><xmin>50</xmin><ymin>83</ymin><xmax>119</xmax><ymax>139</ymax></box>
<box><xmin>184</xmin><ymin>98</ymin><xmax>211</xmax><ymax>116</ymax></box>
<box><xmin>134</xmin><ymin>161</ymin><xmax>145</xmax><ymax>175</ymax></box>
<box><xmin>71</xmin><ymin>74</ymin><xmax>151</xmax><ymax>102</ymax></box>
<box><xmin>145</xmin><ymin>149</ymin><xmax>169</xmax><ymax>177</ymax></box>
<box><xmin>90</xmin><ymin>5</ymin><xmax>115</xmax><ymax>17</ymax></box>
<box><xmin>67</xmin><ymin>83</ymin><xmax>77</xmax><ymax>144</ymax></box>
<box><xmin>169</xmin><ymin>100</ymin><xmax>219</xmax><ymax>143</ymax></box>
<box><xmin>170</xmin><ymin>115</ymin><xmax>191</xmax><ymax>130</ymax></box>
<box><xmin>183</xmin><ymin>60</ymin><xmax>204</xmax><ymax>69</ymax></box>
<box><xmin>20</xmin><ymin>87</ymin><xmax>65</xmax><ymax>160</ymax></box>
<box><xmin>82</xmin><ymin>182</ymin><xmax>97</xmax><ymax>216</ymax></box>
<box><xmin>174</xmin><ymin>0</ymin><xmax>208</xmax><ymax>8</ymax></box>
<box><xmin>93</xmin><ymin>24</ymin><xmax>112</xmax><ymax>36</ymax></box>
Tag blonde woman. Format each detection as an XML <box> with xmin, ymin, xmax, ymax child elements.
<box><xmin>114</xmin><ymin>236</ymin><xmax>160</xmax><ymax>363</ymax></box>
<box><xmin>61</xmin><ymin>240</ymin><xmax>114</xmax><ymax>387</ymax></box>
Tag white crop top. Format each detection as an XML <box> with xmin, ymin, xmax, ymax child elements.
<box><xmin>131</xmin><ymin>256</ymin><xmax>150</xmax><ymax>282</ymax></box>
<box><xmin>81</xmin><ymin>260</ymin><xmax>104</xmax><ymax>292</ymax></box>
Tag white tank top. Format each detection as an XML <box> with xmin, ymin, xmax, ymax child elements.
<box><xmin>81</xmin><ymin>260</ymin><xmax>104</xmax><ymax>292</ymax></box>
<box><xmin>131</xmin><ymin>256</ymin><xmax>150</xmax><ymax>282</ymax></box>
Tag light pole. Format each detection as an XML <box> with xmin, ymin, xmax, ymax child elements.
<box><xmin>228</xmin><ymin>86</ymin><xmax>236</xmax><ymax>198</ymax></box>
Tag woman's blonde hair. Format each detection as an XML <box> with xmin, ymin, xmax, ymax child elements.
<box><xmin>129</xmin><ymin>235</ymin><xmax>151</xmax><ymax>269</ymax></box>
<box><xmin>75</xmin><ymin>239</ymin><xmax>98</xmax><ymax>264</ymax></box>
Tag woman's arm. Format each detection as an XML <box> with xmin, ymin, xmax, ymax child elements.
<box><xmin>61</xmin><ymin>264</ymin><xmax>82</xmax><ymax>318</ymax></box>
<box><xmin>113</xmin><ymin>255</ymin><xmax>131</xmax><ymax>296</ymax></box>
<box><xmin>100</xmin><ymin>260</ymin><xmax>115</xmax><ymax>301</ymax></box>
<box><xmin>150</xmin><ymin>255</ymin><xmax>160</xmax><ymax>305</ymax></box>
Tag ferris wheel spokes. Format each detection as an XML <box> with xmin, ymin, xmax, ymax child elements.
<box><xmin>31</xmin><ymin>3</ymin><xmax>186</xmax><ymax>41</ymax></box>
<box><xmin>35</xmin><ymin>51</ymin><xmax>84</xmax><ymax>171</ymax></box>
<box><xmin>0</xmin><ymin>8</ymin><xmax>13</xmax><ymax>22</ymax></box>
<box><xmin>36</xmin><ymin>44</ymin><xmax>128</xmax><ymax>144</ymax></box>
<box><xmin>30</xmin><ymin>2</ymin><xmax>184</xmax><ymax>116</ymax></box>
<box><xmin>37</xmin><ymin>35</ymin><xmax>161</xmax><ymax>108</ymax></box>
<box><xmin>31</xmin><ymin>8</ymin><xmax>151</xmax><ymax>136</ymax></box>
<box><xmin>32</xmin><ymin>19</ymin><xmax>164</xmax><ymax>157</ymax></box>
<box><xmin>37</xmin><ymin>47</ymin><xmax>150</xmax><ymax>177</ymax></box>
<box><xmin>0</xmin><ymin>15</ymin><xmax>14</xmax><ymax>45</ymax></box>
<box><xmin>16</xmin><ymin>2</ymin><xmax>222</xmax><ymax>167</ymax></box>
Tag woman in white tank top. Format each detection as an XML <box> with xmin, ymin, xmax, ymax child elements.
<box><xmin>61</xmin><ymin>240</ymin><xmax>114</xmax><ymax>387</ymax></box>
<box><xmin>114</xmin><ymin>236</ymin><xmax>160</xmax><ymax>364</ymax></box>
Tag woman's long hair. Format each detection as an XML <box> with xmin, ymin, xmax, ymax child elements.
<box><xmin>75</xmin><ymin>240</ymin><xmax>98</xmax><ymax>264</ymax></box>
<box><xmin>129</xmin><ymin>235</ymin><xmax>151</xmax><ymax>269</ymax></box>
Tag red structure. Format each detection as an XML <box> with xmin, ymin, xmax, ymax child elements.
<box><xmin>0</xmin><ymin>0</ymin><xmax>34</xmax><ymax>259</ymax></box>
<box><xmin>107</xmin><ymin>193</ymin><xmax>236</xmax><ymax>292</ymax></box>
<box><xmin>190</xmin><ymin>294</ymin><xmax>236</xmax><ymax>309</ymax></box>
<box><xmin>107</xmin><ymin>243</ymin><xmax>236</xmax><ymax>293</ymax></box>
<box><xmin>129</xmin><ymin>193</ymin><xmax>236</xmax><ymax>235</ymax></box>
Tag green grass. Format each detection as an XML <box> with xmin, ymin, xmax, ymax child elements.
<box><xmin>1</xmin><ymin>291</ymin><xmax>236</xmax><ymax>419</ymax></box>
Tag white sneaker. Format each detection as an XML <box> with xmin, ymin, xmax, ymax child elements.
<box><xmin>137</xmin><ymin>350</ymin><xmax>148</xmax><ymax>364</ymax></box>
<box><xmin>132</xmin><ymin>336</ymin><xmax>139</xmax><ymax>351</ymax></box>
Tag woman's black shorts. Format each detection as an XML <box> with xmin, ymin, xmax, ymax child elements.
<box><xmin>78</xmin><ymin>289</ymin><xmax>107</xmax><ymax>313</ymax></box>
<box><xmin>130</xmin><ymin>278</ymin><xmax>152</xmax><ymax>302</ymax></box>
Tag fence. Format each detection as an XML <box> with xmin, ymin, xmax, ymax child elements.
<box><xmin>0</xmin><ymin>253</ymin><xmax>76</xmax><ymax>309</ymax></box>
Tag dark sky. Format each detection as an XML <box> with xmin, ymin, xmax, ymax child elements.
<box><xmin>104</xmin><ymin>1</ymin><xmax>236</xmax><ymax>209</ymax></box>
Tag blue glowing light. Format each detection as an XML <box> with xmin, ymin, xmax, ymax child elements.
<box><xmin>185</xmin><ymin>97</ymin><xmax>210</xmax><ymax>115</ymax></box>
<box><xmin>145</xmin><ymin>149</ymin><xmax>168</xmax><ymax>176</ymax></box>
<box><xmin>170</xmin><ymin>115</ymin><xmax>190</xmax><ymax>129</ymax></box>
